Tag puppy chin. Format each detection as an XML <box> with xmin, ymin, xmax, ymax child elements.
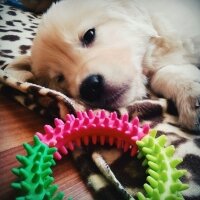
<box><xmin>102</xmin><ymin>91</ymin><xmax>146</xmax><ymax>109</ymax></box>
<box><xmin>83</xmin><ymin>81</ymin><xmax>147</xmax><ymax>109</ymax></box>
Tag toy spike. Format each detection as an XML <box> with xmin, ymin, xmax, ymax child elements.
<box><xmin>54</xmin><ymin>118</ymin><xmax>64</xmax><ymax>127</ymax></box>
<box><xmin>109</xmin><ymin>136</ymin><xmax>114</xmax><ymax>146</ymax></box>
<box><xmin>82</xmin><ymin>111</ymin><xmax>88</xmax><ymax>118</ymax></box>
<box><xmin>142</xmin><ymin>124</ymin><xmax>150</xmax><ymax>134</ymax></box>
<box><xmin>23</xmin><ymin>143</ymin><xmax>34</xmax><ymax>155</ymax></box>
<box><xmin>44</xmin><ymin>125</ymin><xmax>54</xmax><ymax>136</ymax></box>
<box><xmin>170</xmin><ymin>159</ymin><xmax>183</xmax><ymax>168</ymax></box>
<box><xmin>37</xmin><ymin>110</ymin><xmax>149</xmax><ymax>160</ymax></box>
<box><xmin>88</xmin><ymin>109</ymin><xmax>95</xmax><ymax>118</ymax></box>
<box><xmin>131</xmin><ymin>116</ymin><xmax>139</xmax><ymax>126</ymax></box>
<box><xmin>92</xmin><ymin>135</ymin><xmax>97</xmax><ymax>144</ymax></box>
<box><xmin>19</xmin><ymin>168</ymin><xmax>29</xmax><ymax>179</ymax></box>
<box><xmin>75</xmin><ymin>138</ymin><xmax>81</xmax><ymax>147</ymax></box>
<box><xmin>121</xmin><ymin>113</ymin><xmax>128</xmax><ymax>121</ymax></box>
<box><xmin>12</xmin><ymin>168</ymin><xmax>20</xmax><ymax>176</ymax></box>
<box><xmin>44</xmin><ymin>177</ymin><xmax>54</xmax><ymax>188</ymax></box>
<box><xmin>76</xmin><ymin>111</ymin><xmax>84</xmax><ymax>120</ymax></box>
<box><xmin>123</xmin><ymin>142</ymin><xmax>130</xmax><ymax>152</ymax></box>
<box><xmin>110</xmin><ymin>112</ymin><xmax>117</xmax><ymax>120</ymax></box>
<box><xmin>113</xmin><ymin>118</ymin><xmax>120</xmax><ymax>127</ymax></box>
<box><xmin>99</xmin><ymin>110</ymin><xmax>106</xmax><ymax>119</ymax></box>
<box><xmin>16</xmin><ymin>155</ymin><xmax>29</xmax><ymax>166</ymax></box>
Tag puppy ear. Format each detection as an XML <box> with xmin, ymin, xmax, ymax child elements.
<box><xmin>4</xmin><ymin>55</ymin><xmax>34</xmax><ymax>82</ymax></box>
<box><xmin>21</xmin><ymin>0</ymin><xmax>53</xmax><ymax>13</ymax></box>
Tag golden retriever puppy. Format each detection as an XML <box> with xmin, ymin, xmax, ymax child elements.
<box><xmin>5</xmin><ymin>0</ymin><xmax>200</xmax><ymax>132</ymax></box>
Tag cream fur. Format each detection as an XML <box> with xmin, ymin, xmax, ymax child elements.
<box><xmin>6</xmin><ymin>0</ymin><xmax>200</xmax><ymax>131</ymax></box>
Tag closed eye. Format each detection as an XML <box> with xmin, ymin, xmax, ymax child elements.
<box><xmin>55</xmin><ymin>74</ymin><xmax>65</xmax><ymax>83</ymax></box>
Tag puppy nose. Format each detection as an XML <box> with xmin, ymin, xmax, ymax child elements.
<box><xmin>80</xmin><ymin>74</ymin><xmax>104</xmax><ymax>102</ymax></box>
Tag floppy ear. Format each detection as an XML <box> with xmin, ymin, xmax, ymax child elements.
<box><xmin>21</xmin><ymin>0</ymin><xmax>53</xmax><ymax>13</ymax></box>
<box><xmin>4</xmin><ymin>55</ymin><xmax>34</xmax><ymax>82</ymax></box>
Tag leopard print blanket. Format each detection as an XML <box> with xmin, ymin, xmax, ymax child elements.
<box><xmin>0</xmin><ymin>4</ymin><xmax>200</xmax><ymax>200</ymax></box>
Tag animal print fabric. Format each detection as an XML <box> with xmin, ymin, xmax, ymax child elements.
<box><xmin>0</xmin><ymin>4</ymin><xmax>200</xmax><ymax>200</ymax></box>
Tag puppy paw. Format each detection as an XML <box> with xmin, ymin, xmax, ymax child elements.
<box><xmin>178</xmin><ymin>84</ymin><xmax>200</xmax><ymax>132</ymax></box>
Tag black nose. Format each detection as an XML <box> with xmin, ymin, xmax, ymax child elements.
<box><xmin>80</xmin><ymin>74</ymin><xmax>104</xmax><ymax>103</ymax></box>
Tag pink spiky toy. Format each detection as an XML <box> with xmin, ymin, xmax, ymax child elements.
<box><xmin>37</xmin><ymin>110</ymin><xmax>150</xmax><ymax>160</ymax></box>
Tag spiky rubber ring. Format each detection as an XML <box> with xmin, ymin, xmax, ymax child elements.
<box><xmin>36</xmin><ymin>110</ymin><xmax>149</xmax><ymax>160</ymax></box>
<box><xmin>11</xmin><ymin>110</ymin><xmax>188</xmax><ymax>200</ymax></box>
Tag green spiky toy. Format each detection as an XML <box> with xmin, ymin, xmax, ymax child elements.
<box><xmin>136</xmin><ymin>130</ymin><xmax>188</xmax><ymax>200</ymax></box>
<box><xmin>11</xmin><ymin>136</ymin><xmax>64</xmax><ymax>200</ymax></box>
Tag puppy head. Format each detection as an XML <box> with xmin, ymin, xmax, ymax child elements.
<box><xmin>31</xmin><ymin>0</ymin><xmax>157</xmax><ymax>108</ymax></box>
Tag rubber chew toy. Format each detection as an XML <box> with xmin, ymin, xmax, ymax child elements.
<box><xmin>136</xmin><ymin>130</ymin><xmax>188</xmax><ymax>200</ymax></box>
<box><xmin>11</xmin><ymin>136</ymin><xmax>64</xmax><ymax>200</ymax></box>
<box><xmin>36</xmin><ymin>110</ymin><xmax>150</xmax><ymax>160</ymax></box>
<box><xmin>11</xmin><ymin>110</ymin><xmax>188</xmax><ymax>200</ymax></box>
